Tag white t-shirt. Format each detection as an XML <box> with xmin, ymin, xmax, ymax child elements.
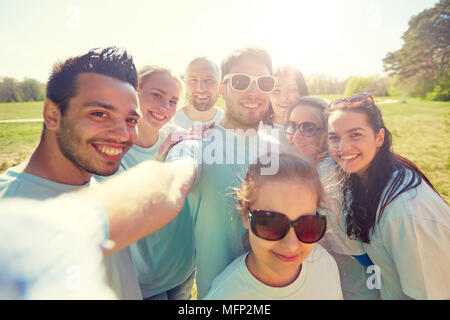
<box><xmin>204</xmin><ymin>244</ymin><xmax>343</xmax><ymax>300</ymax></box>
<box><xmin>172</xmin><ymin>106</ymin><xmax>224</xmax><ymax>130</ymax></box>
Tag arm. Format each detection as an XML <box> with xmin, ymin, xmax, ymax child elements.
<box><xmin>76</xmin><ymin>159</ymin><xmax>196</xmax><ymax>256</ymax></box>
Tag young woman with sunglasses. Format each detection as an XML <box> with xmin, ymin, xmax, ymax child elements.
<box><xmin>204</xmin><ymin>153</ymin><xmax>343</xmax><ymax>299</ymax></box>
<box><xmin>327</xmin><ymin>93</ymin><xmax>450</xmax><ymax>300</ymax></box>
<box><xmin>259</xmin><ymin>66</ymin><xmax>309</xmax><ymax>148</ymax></box>
<box><xmin>284</xmin><ymin>96</ymin><xmax>380</xmax><ymax>300</ymax></box>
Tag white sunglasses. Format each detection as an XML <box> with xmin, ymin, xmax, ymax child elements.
<box><xmin>223</xmin><ymin>73</ymin><xmax>275</xmax><ymax>93</ymax></box>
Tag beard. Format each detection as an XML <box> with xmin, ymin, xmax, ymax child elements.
<box><xmin>189</xmin><ymin>94</ymin><xmax>217</xmax><ymax>112</ymax></box>
<box><xmin>56</xmin><ymin>119</ymin><xmax>120</xmax><ymax>177</ymax></box>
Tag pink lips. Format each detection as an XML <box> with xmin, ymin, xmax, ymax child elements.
<box><xmin>272</xmin><ymin>251</ymin><xmax>299</xmax><ymax>263</ymax></box>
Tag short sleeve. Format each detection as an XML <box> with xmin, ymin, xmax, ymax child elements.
<box><xmin>166</xmin><ymin>139</ymin><xmax>203</xmax><ymax>185</ymax></box>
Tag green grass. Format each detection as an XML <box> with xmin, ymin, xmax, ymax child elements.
<box><xmin>0</xmin><ymin>101</ymin><xmax>43</xmax><ymax>120</ymax></box>
<box><xmin>0</xmin><ymin>122</ymin><xmax>42</xmax><ymax>172</ymax></box>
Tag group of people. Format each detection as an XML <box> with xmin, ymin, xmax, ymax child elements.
<box><xmin>0</xmin><ymin>46</ymin><xmax>448</xmax><ymax>300</ymax></box>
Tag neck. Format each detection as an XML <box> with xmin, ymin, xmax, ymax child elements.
<box><xmin>183</xmin><ymin>104</ymin><xmax>217</xmax><ymax>122</ymax></box>
<box><xmin>245</xmin><ymin>252</ymin><xmax>301</xmax><ymax>287</ymax></box>
<box><xmin>272</xmin><ymin>113</ymin><xmax>285</xmax><ymax>126</ymax></box>
<box><xmin>135</xmin><ymin>122</ymin><xmax>160</xmax><ymax>148</ymax></box>
<box><xmin>21</xmin><ymin>135</ymin><xmax>92</xmax><ymax>185</ymax></box>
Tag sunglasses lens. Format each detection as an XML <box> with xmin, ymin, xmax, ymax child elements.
<box><xmin>284</xmin><ymin>121</ymin><xmax>297</xmax><ymax>135</ymax></box>
<box><xmin>293</xmin><ymin>215</ymin><xmax>326</xmax><ymax>243</ymax></box>
<box><xmin>257</xmin><ymin>76</ymin><xmax>275</xmax><ymax>92</ymax></box>
<box><xmin>299</xmin><ymin>122</ymin><xmax>318</xmax><ymax>137</ymax></box>
<box><xmin>231</xmin><ymin>74</ymin><xmax>251</xmax><ymax>91</ymax></box>
<box><xmin>251</xmin><ymin>211</ymin><xmax>289</xmax><ymax>241</ymax></box>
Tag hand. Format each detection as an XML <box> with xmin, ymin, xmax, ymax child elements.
<box><xmin>153</xmin><ymin>122</ymin><xmax>215</xmax><ymax>162</ymax></box>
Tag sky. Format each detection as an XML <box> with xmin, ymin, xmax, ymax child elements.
<box><xmin>0</xmin><ymin>0</ymin><xmax>441</xmax><ymax>83</ymax></box>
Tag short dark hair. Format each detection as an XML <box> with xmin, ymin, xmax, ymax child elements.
<box><xmin>46</xmin><ymin>46</ymin><xmax>138</xmax><ymax>116</ymax></box>
<box><xmin>220</xmin><ymin>47</ymin><xmax>273</xmax><ymax>81</ymax></box>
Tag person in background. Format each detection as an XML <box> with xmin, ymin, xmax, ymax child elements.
<box><xmin>260</xmin><ymin>66</ymin><xmax>308</xmax><ymax>147</ymax></box>
<box><xmin>204</xmin><ymin>153</ymin><xmax>342</xmax><ymax>300</ymax></box>
<box><xmin>0</xmin><ymin>47</ymin><xmax>143</xmax><ymax>299</ymax></box>
<box><xmin>173</xmin><ymin>57</ymin><xmax>224</xmax><ymax>129</ymax></box>
<box><xmin>284</xmin><ymin>95</ymin><xmax>380</xmax><ymax>299</ymax></box>
<box><xmin>327</xmin><ymin>93</ymin><xmax>450</xmax><ymax>300</ymax></box>
<box><xmin>121</xmin><ymin>65</ymin><xmax>196</xmax><ymax>300</ymax></box>
<box><xmin>165</xmin><ymin>47</ymin><xmax>280</xmax><ymax>298</ymax></box>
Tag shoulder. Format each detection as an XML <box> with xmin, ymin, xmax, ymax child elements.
<box><xmin>203</xmin><ymin>253</ymin><xmax>247</xmax><ymax>299</ymax></box>
<box><xmin>379</xmin><ymin>169</ymin><xmax>448</xmax><ymax>223</ymax></box>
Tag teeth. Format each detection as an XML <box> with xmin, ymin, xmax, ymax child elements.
<box><xmin>151</xmin><ymin>112</ymin><xmax>166</xmax><ymax>120</ymax></box>
<box><xmin>341</xmin><ymin>154</ymin><xmax>358</xmax><ymax>160</ymax></box>
<box><xmin>196</xmin><ymin>95</ymin><xmax>208</xmax><ymax>99</ymax></box>
<box><xmin>98</xmin><ymin>145</ymin><xmax>122</xmax><ymax>156</ymax></box>
<box><xmin>243</xmin><ymin>103</ymin><xmax>258</xmax><ymax>109</ymax></box>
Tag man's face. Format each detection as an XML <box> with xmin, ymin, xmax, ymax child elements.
<box><xmin>56</xmin><ymin>73</ymin><xmax>139</xmax><ymax>176</ymax></box>
<box><xmin>185</xmin><ymin>60</ymin><xmax>219</xmax><ymax>112</ymax></box>
<box><xmin>221</xmin><ymin>56</ymin><xmax>271</xmax><ymax>129</ymax></box>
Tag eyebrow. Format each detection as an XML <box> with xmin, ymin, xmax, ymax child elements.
<box><xmin>328</xmin><ymin>127</ymin><xmax>367</xmax><ymax>135</ymax></box>
<box><xmin>83</xmin><ymin>101</ymin><xmax>140</xmax><ymax>117</ymax></box>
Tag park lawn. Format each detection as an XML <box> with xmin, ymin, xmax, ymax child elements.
<box><xmin>0</xmin><ymin>122</ymin><xmax>42</xmax><ymax>173</ymax></box>
<box><xmin>0</xmin><ymin>101</ymin><xmax>43</xmax><ymax>120</ymax></box>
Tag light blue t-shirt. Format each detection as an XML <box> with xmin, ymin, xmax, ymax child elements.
<box><xmin>172</xmin><ymin>106</ymin><xmax>224</xmax><ymax>130</ymax></box>
<box><xmin>0</xmin><ymin>194</ymin><xmax>114</xmax><ymax>299</ymax></box>
<box><xmin>166</xmin><ymin>124</ymin><xmax>280</xmax><ymax>299</ymax></box>
<box><xmin>0</xmin><ymin>166</ymin><xmax>142</xmax><ymax>300</ymax></box>
<box><xmin>362</xmin><ymin>170</ymin><xmax>450</xmax><ymax>300</ymax></box>
<box><xmin>113</xmin><ymin>125</ymin><xmax>195</xmax><ymax>298</ymax></box>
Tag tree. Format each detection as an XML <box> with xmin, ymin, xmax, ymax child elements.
<box><xmin>383</xmin><ymin>0</ymin><xmax>450</xmax><ymax>99</ymax></box>
<box><xmin>0</xmin><ymin>77</ymin><xmax>22</xmax><ymax>102</ymax></box>
<box><xmin>19</xmin><ymin>78</ymin><xmax>45</xmax><ymax>101</ymax></box>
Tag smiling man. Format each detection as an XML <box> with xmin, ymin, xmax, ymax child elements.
<box><xmin>165</xmin><ymin>47</ymin><xmax>280</xmax><ymax>298</ymax></box>
<box><xmin>173</xmin><ymin>57</ymin><xmax>224</xmax><ymax>129</ymax></box>
<box><xmin>0</xmin><ymin>47</ymin><xmax>143</xmax><ymax>299</ymax></box>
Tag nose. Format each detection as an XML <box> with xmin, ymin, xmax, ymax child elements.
<box><xmin>159</xmin><ymin>99</ymin><xmax>171</xmax><ymax>110</ymax></box>
<box><xmin>198</xmin><ymin>80</ymin><xmax>207</xmax><ymax>91</ymax></box>
<box><xmin>281</xmin><ymin>227</ymin><xmax>301</xmax><ymax>248</ymax></box>
<box><xmin>246</xmin><ymin>79</ymin><xmax>259</xmax><ymax>94</ymax></box>
<box><xmin>338</xmin><ymin>137</ymin><xmax>350</xmax><ymax>152</ymax></box>
<box><xmin>109</xmin><ymin>119</ymin><xmax>133</xmax><ymax>143</ymax></box>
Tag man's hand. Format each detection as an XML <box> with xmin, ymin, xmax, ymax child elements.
<box><xmin>154</xmin><ymin>122</ymin><xmax>215</xmax><ymax>162</ymax></box>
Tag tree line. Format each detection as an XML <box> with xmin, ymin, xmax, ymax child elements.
<box><xmin>1</xmin><ymin>1</ymin><xmax>448</xmax><ymax>102</ymax></box>
<box><xmin>0</xmin><ymin>77</ymin><xmax>45</xmax><ymax>102</ymax></box>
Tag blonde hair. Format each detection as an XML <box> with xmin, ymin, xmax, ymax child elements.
<box><xmin>235</xmin><ymin>153</ymin><xmax>325</xmax><ymax>250</ymax></box>
<box><xmin>138</xmin><ymin>65</ymin><xmax>185</xmax><ymax>108</ymax></box>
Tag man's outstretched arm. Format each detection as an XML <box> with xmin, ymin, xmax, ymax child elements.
<box><xmin>77</xmin><ymin>159</ymin><xmax>196</xmax><ymax>256</ymax></box>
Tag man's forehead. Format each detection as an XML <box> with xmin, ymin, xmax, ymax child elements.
<box><xmin>228</xmin><ymin>56</ymin><xmax>271</xmax><ymax>75</ymax></box>
<box><xmin>187</xmin><ymin>60</ymin><xmax>218</xmax><ymax>77</ymax></box>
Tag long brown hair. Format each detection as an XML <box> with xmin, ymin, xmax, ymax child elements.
<box><xmin>328</xmin><ymin>94</ymin><xmax>443</xmax><ymax>243</ymax></box>
<box><xmin>263</xmin><ymin>66</ymin><xmax>309</xmax><ymax>126</ymax></box>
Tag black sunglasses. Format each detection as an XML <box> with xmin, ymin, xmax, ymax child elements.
<box><xmin>284</xmin><ymin>121</ymin><xmax>322</xmax><ymax>137</ymax></box>
<box><xmin>248</xmin><ymin>209</ymin><xmax>327</xmax><ymax>243</ymax></box>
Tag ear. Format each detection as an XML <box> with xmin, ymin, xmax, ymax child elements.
<box><xmin>43</xmin><ymin>99</ymin><xmax>62</xmax><ymax>131</ymax></box>
<box><xmin>219</xmin><ymin>81</ymin><xmax>226</xmax><ymax>99</ymax></box>
<box><xmin>375</xmin><ymin>128</ymin><xmax>385</xmax><ymax>148</ymax></box>
<box><xmin>241</xmin><ymin>211</ymin><xmax>250</xmax><ymax>230</ymax></box>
